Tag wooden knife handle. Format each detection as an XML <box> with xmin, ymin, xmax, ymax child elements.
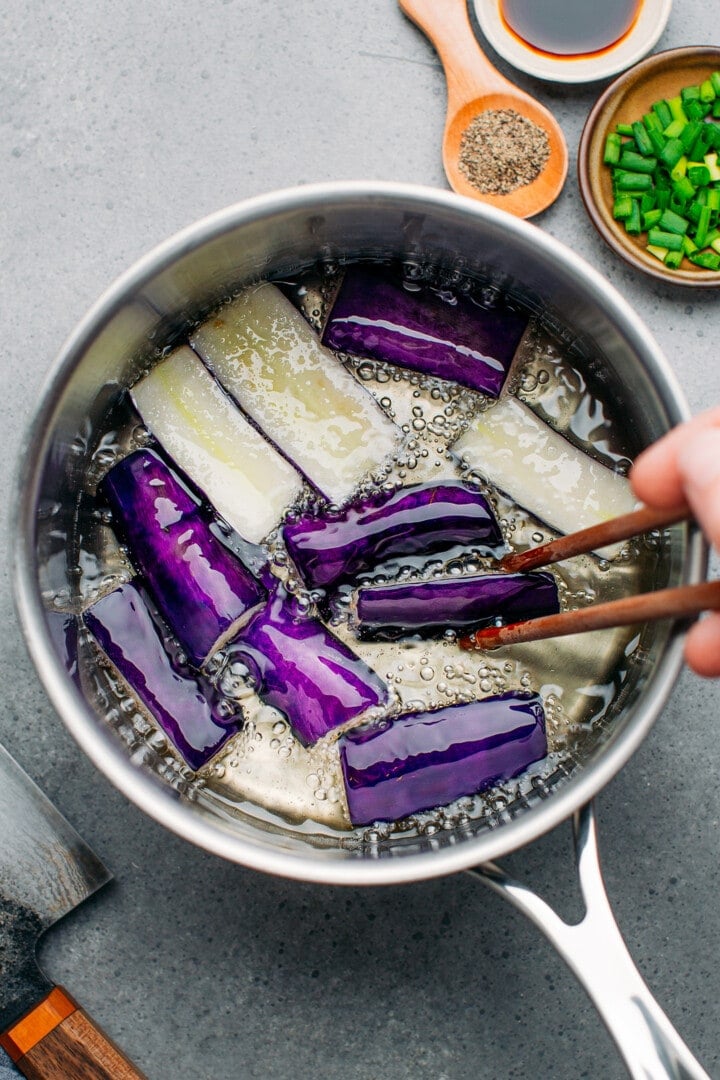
<box><xmin>0</xmin><ymin>987</ymin><xmax>147</xmax><ymax>1080</ymax></box>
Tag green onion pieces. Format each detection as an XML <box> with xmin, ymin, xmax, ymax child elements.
<box><xmin>603</xmin><ymin>72</ymin><xmax>720</xmax><ymax>273</ymax></box>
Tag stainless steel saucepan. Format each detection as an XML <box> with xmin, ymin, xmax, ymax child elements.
<box><xmin>12</xmin><ymin>182</ymin><xmax>709</xmax><ymax>1079</ymax></box>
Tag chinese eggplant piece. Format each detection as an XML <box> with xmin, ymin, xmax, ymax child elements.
<box><xmin>131</xmin><ymin>345</ymin><xmax>304</xmax><ymax>544</ymax></box>
<box><xmin>340</xmin><ymin>692</ymin><xmax>547</xmax><ymax>825</ymax></box>
<box><xmin>229</xmin><ymin>580</ymin><xmax>390</xmax><ymax>746</ymax></box>
<box><xmin>102</xmin><ymin>448</ymin><xmax>266</xmax><ymax>666</ymax></box>
<box><xmin>85</xmin><ymin>581</ymin><xmax>238</xmax><ymax>771</ymax></box>
<box><xmin>454</xmin><ymin>396</ymin><xmax>636</xmax><ymax>554</ymax></box>
<box><xmin>283</xmin><ymin>480</ymin><xmax>504</xmax><ymax>592</ymax></box>
<box><xmin>354</xmin><ymin>570</ymin><xmax>559</xmax><ymax>638</ymax></box>
<box><xmin>190</xmin><ymin>284</ymin><xmax>401</xmax><ymax>507</ymax></box>
<box><xmin>321</xmin><ymin>265</ymin><xmax>527</xmax><ymax>397</ymax></box>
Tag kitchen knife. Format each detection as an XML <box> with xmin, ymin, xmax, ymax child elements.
<box><xmin>0</xmin><ymin>741</ymin><xmax>146</xmax><ymax>1079</ymax></box>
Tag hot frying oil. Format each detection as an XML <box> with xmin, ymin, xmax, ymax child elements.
<box><xmin>61</xmin><ymin>261</ymin><xmax>665</xmax><ymax>844</ymax></box>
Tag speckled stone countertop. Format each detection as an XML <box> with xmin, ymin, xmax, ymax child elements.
<box><xmin>3</xmin><ymin>2</ymin><xmax>719</xmax><ymax>1078</ymax></box>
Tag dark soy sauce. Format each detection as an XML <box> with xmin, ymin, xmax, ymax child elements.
<box><xmin>501</xmin><ymin>0</ymin><xmax>642</xmax><ymax>57</ymax></box>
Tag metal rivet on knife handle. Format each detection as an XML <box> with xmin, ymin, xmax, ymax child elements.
<box><xmin>1</xmin><ymin>986</ymin><xmax>147</xmax><ymax>1080</ymax></box>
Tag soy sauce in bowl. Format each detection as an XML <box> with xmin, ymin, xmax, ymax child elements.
<box><xmin>500</xmin><ymin>0</ymin><xmax>642</xmax><ymax>58</ymax></box>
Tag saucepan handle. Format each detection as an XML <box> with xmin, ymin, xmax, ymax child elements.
<box><xmin>467</xmin><ymin>802</ymin><xmax>710</xmax><ymax>1080</ymax></box>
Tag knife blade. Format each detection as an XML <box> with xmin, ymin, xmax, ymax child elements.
<box><xmin>0</xmin><ymin>741</ymin><xmax>146</xmax><ymax>1079</ymax></box>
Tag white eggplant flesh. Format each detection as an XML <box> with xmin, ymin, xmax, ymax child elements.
<box><xmin>190</xmin><ymin>284</ymin><xmax>402</xmax><ymax>507</ymax></box>
<box><xmin>131</xmin><ymin>346</ymin><xmax>304</xmax><ymax>544</ymax></box>
<box><xmin>454</xmin><ymin>396</ymin><xmax>637</xmax><ymax>557</ymax></box>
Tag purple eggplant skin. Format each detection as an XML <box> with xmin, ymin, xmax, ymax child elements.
<box><xmin>340</xmin><ymin>692</ymin><xmax>546</xmax><ymax>826</ymax></box>
<box><xmin>85</xmin><ymin>581</ymin><xmax>238</xmax><ymax>771</ymax></box>
<box><xmin>229</xmin><ymin>581</ymin><xmax>390</xmax><ymax>746</ymax></box>
<box><xmin>283</xmin><ymin>480</ymin><xmax>503</xmax><ymax>592</ymax></box>
<box><xmin>355</xmin><ymin>571</ymin><xmax>559</xmax><ymax>639</ymax></box>
<box><xmin>321</xmin><ymin>265</ymin><xmax>527</xmax><ymax>398</ymax></box>
<box><xmin>102</xmin><ymin>449</ymin><xmax>266</xmax><ymax>666</ymax></box>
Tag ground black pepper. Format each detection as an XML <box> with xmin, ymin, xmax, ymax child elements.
<box><xmin>458</xmin><ymin>108</ymin><xmax>550</xmax><ymax>196</ymax></box>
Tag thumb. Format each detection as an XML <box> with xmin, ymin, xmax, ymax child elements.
<box><xmin>677</xmin><ymin>427</ymin><xmax>720</xmax><ymax>550</ymax></box>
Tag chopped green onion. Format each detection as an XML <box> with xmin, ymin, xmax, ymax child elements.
<box><xmin>669</xmin><ymin>192</ymin><xmax>688</xmax><ymax>216</ymax></box>
<box><xmin>700</xmin><ymin>79</ymin><xmax>716</xmax><ymax>103</ymax></box>
<box><xmin>695</xmin><ymin>205</ymin><xmax>712</xmax><ymax>248</ymax></box>
<box><xmin>601</xmin><ymin>74</ymin><xmax>720</xmax><ymax>274</ymax></box>
<box><xmin>670</xmin><ymin>156</ymin><xmax>688</xmax><ymax>182</ymax></box>
<box><xmin>707</xmin><ymin>125</ymin><xmax>720</xmax><ymax>151</ymax></box>
<box><xmin>614</xmin><ymin>171</ymin><xmax>654</xmax><ymax>192</ymax></box>
<box><xmin>672</xmin><ymin>176</ymin><xmax>696</xmax><ymax>202</ymax></box>
<box><xmin>679</xmin><ymin>120</ymin><xmax>702</xmax><ymax>152</ymax></box>
<box><xmin>687</xmin><ymin>201</ymin><xmax>703</xmax><ymax>225</ymax></box>
<box><xmin>618</xmin><ymin>150</ymin><xmax>657</xmax><ymax>174</ymax></box>
<box><xmin>632</xmin><ymin>121</ymin><xmax>653</xmax><ymax>156</ymax></box>
<box><xmin>662</xmin><ymin>118</ymin><xmax>686</xmax><ymax>139</ymax></box>
<box><xmin>704</xmin><ymin>152</ymin><xmax>720</xmax><ymax>181</ymax></box>
<box><xmin>668</xmin><ymin>96</ymin><xmax>689</xmax><ymax>124</ymax></box>
<box><xmin>604</xmin><ymin>133</ymin><xmax>622</xmax><ymax>165</ymax></box>
<box><xmin>647</xmin><ymin>129</ymin><xmax>667</xmax><ymax>156</ymax></box>
<box><xmin>689</xmin><ymin>250</ymin><xmax>720</xmax><ymax>270</ymax></box>
<box><xmin>689</xmin><ymin>130</ymin><xmax>710</xmax><ymax>162</ymax></box>
<box><xmin>646</xmin><ymin>244</ymin><xmax>669</xmax><ymax>262</ymax></box>
<box><xmin>656</xmin><ymin>188</ymin><xmax>671</xmax><ymax>211</ymax></box>
<box><xmin>682</xmin><ymin>120</ymin><xmax>703</xmax><ymax>152</ymax></box>
<box><xmin>613</xmin><ymin>196</ymin><xmax>634</xmax><ymax>220</ymax></box>
<box><xmin>647</xmin><ymin>228</ymin><xmax>684</xmax><ymax>251</ymax></box>
<box><xmin>658</xmin><ymin>208</ymin><xmax>689</xmax><ymax>234</ymax></box>
<box><xmin>688</xmin><ymin>164</ymin><xmax>711</xmax><ymax>187</ymax></box>
<box><xmin>660</xmin><ymin>138</ymin><xmax>685</xmax><ymax>170</ymax></box>
<box><xmin>685</xmin><ymin>100</ymin><xmax>711</xmax><ymax>121</ymax></box>
<box><xmin>652</xmin><ymin>99</ymin><xmax>673</xmax><ymax>128</ymax></box>
<box><xmin>625</xmin><ymin>200</ymin><xmax>642</xmax><ymax>235</ymax></box>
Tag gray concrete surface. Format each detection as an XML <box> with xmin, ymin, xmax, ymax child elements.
<box><xmin>2</xmin><ymin>2</ymin><xmax>719</xmax><ymax>1078</ymax></box>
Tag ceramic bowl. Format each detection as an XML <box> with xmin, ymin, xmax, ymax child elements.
<box><xmin>579</xmin><ymin>45</ymin><xmax>720</xmax><ymax>286</ymax></box>
<box><xmin>472</xmin><ymin>0</ymin><xmax>672</xmax><ymax>85</ymax></box>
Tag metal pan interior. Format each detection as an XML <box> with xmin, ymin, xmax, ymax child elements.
<box><xmin>12</xmin><ymin>183</ymin><xmax>704</xmax><ymax>885</ymax></box>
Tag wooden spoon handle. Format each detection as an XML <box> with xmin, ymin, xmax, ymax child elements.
<box><xmin>398</xmin><ymin>0</ymin><xmax>512</xmax><ymax>107</ymax></box>
<box><xmin>1</xmin><ymin>987</ymin><xmax>147</xmax><ymax>1080</ymax></box>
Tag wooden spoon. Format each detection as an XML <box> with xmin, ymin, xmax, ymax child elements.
<box><xmin>399</xmin><ymin>0</ymin><xmax>568</xmax><ymax>218</ymax></box>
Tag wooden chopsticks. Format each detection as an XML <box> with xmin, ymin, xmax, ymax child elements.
<box><xmin>459</xmin><ymin>504</ymin><xmax>719</xmax><ymax>651</ymax></box>
<box><xmin>497</xmin><ymin>504</ymin><xmax>689</xmax><ymax>573</ymax></box>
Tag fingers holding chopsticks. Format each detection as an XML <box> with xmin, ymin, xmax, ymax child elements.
<box><xmin>630</xmin><ymin>406</ymin><xmax>720</xmax><ymax>516</ymax></box>
<box><xmin>684</xmin><ymin>613</ymin><xmax>720</xmax><ymax>678</ymax></box>
<box><xmin>631</xmin><ymin>407</ymin><xmax>720</xmax><ymax>677</ymax></box>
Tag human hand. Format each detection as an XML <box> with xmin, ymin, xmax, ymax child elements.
<box><xmin>630</xmin><ymin>406</ymin><xmax>720</xmax><ymax>677</ymax></box>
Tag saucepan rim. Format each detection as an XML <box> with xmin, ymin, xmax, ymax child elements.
<box><xmin>11</xmin><ymin>181</ymin><xmax>704</xmax><ymax>886</ymax></box>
